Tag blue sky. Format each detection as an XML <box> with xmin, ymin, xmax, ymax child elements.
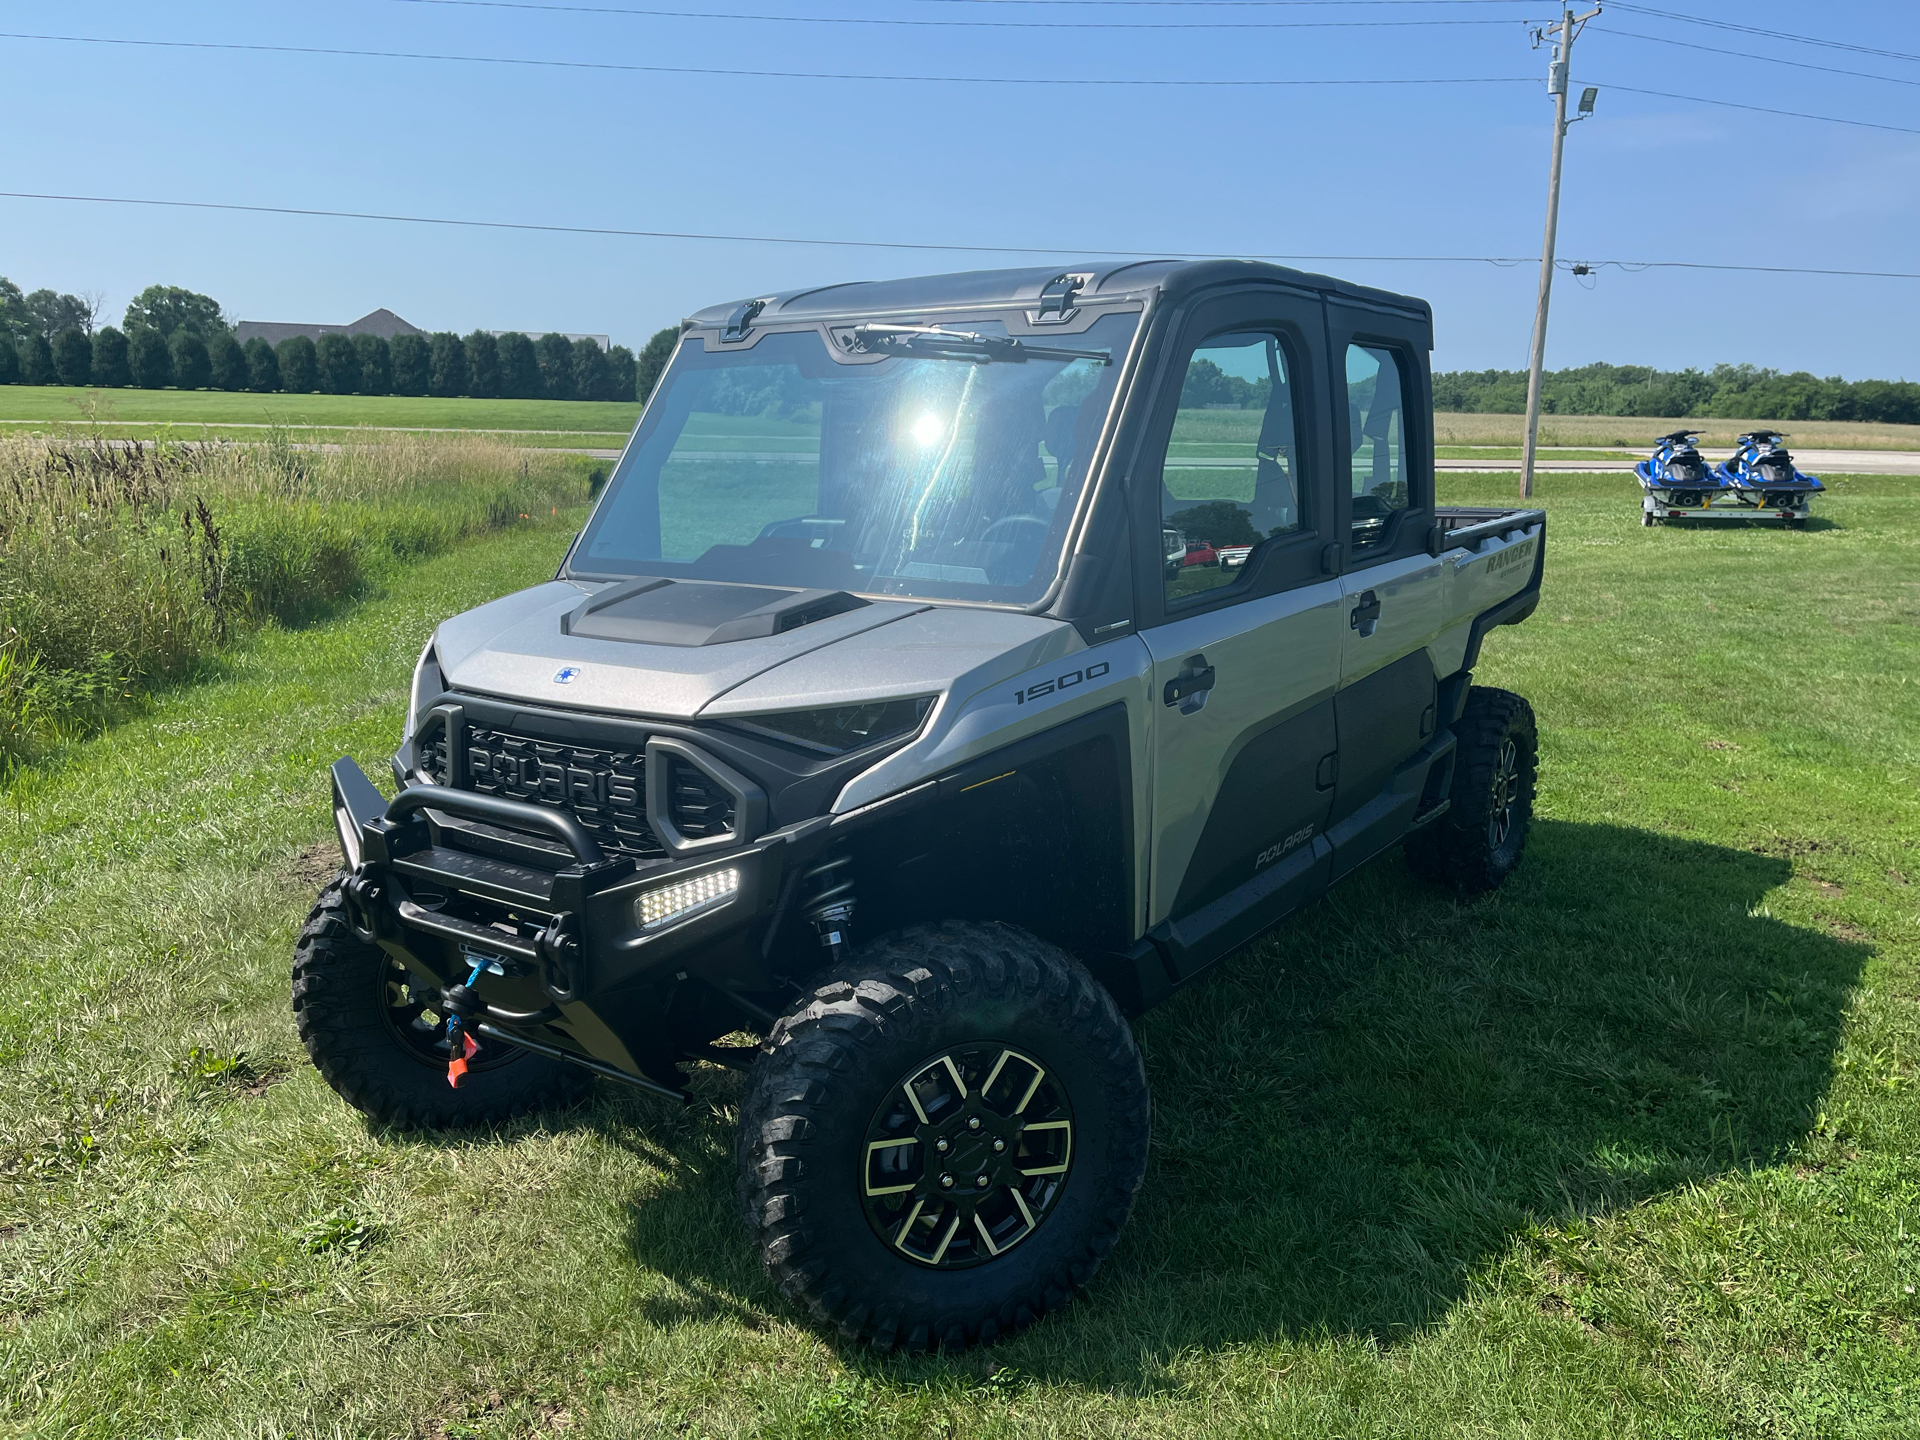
<box><xmin>3</xmin><ymin>1</ymin><xmax>1916</xmax><ymax>376</ymax></box>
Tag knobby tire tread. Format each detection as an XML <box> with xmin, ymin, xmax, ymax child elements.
<box><xmin>736</xmin><ymin>920</ymin><xmax>1149</xmax><ymax>1352</ymax></box>
<box><xmin>1404</xmin><ymin>685</ymin><xmax>1537</xmax><ymax>894</ymax></box>
<box><xmin>291</xmin><ymin>876</ymin><xmax>590</xmax><ymax>1130</ymax></box>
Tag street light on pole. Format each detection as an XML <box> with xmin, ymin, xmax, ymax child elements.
<box><xmin>1520</xmin><ymin>4</ymin><xmax>1601</xmax><ymax>500</ymax></box>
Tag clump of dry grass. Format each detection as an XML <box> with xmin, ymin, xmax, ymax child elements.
<box><xmin>0</xmin><ymin>429</ymin><xmax>585</xmax><ymax>768</ymax></box>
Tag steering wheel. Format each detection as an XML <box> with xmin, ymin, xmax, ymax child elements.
<box><xmin>980</xmin><ymin>515</ymin><xmax>1050</xmax><ymax>546</ymax></box>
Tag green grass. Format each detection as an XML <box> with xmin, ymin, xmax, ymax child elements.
<box><xmin>0</xmin><ymin>433</ymin><xmax>594</xmax><ymax>767</ymax></box>
<box><xmin>1</xmin><ymin>472</ymin><xmax>1917</xmax><ymax>1436</ymax></box>
<box><xmin>0</xmin><ymin>384</ymin><xmax>642</xmax><ymax>433</ymax></box>
<box><xmin>0</xmin><ymin>422</ymin><xmax>627</xmax><ymax>451</ymax></box>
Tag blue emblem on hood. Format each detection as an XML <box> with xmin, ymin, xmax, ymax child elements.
<box><xmin>553</xmin><ymin>666</ymin><xmax>581</xmax><ymax>685</ymax></box>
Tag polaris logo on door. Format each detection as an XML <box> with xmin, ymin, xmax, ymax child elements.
<box><xmin>553</xmin><ymin>666</ymin><xmax>581</xmax><ymax>685</ymax></box>
<box><xmin>1256</xmin><ymin>824</ymin><xmax>1315</xmax><ymax>871</ymax></box>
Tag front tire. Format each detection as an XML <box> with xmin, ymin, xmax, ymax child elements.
<box><xmin>1405</xmin><ymin>686</ymin><xmax>1538</xmax><ymax>894</ymax></box>
<box><xmin>291</xmin><ymin>876</ymin><xmax>592</xmax><ymax>1128</ymax></box>
<box><xmin>736</xmin><ymin>921</ymin><xmax>1149</xmax><ymax>1351</ymax></box>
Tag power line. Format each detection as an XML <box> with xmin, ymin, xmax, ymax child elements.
<box><xmin>2</xmin><ymin>191</ymin><xmax>1916</xmax><ymax>280</ymax></box>
<box><xmin>1592</xmin><ymin>24</ymin><xmax>1920</xmax><ymax>88</ymax></box>
<box><xmin>908</xmin><ymin>1</ymin><xmax>1533</xmax><ymax>6</ymax></box>
<box><xmin>1558</xmin><ymin>257</ymin><xmax>1920</xmax><ymax>280</ymax></box>
<box><xmin>387</xmin><ymin>0</ymin><xmax>1521</xmax><ymax>27</ymax></box>
<box><xmin>11</xmin><ymin>30</ymin><xmax>1914</xmax><ymax>134</ymax></box>
<box><xmin>1593</xmin><ymin>80</ymin><xmax>1920</xmax><ymax>136</ymax></box>
<box><xmin>0</xmin><ymin>32</ymin><xmax>1539</xmax><ymax>86</ymax></box>
<box><xmin>1608</xmin><ymin>3</ymin><xmax>1920</xmax><ymax>66</ymax></box>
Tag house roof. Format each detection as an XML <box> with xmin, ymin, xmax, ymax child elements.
<box><xmin>232</xmin><ymin>308</ymin><xmax>426</xmax><ymax>347</ymax></box>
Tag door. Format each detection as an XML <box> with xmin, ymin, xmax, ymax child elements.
<box><xmin>1328</xmin><ymin>321</ymin><xmax>1445</xmax><ymax>870</ymax></box>
<box><xmin>1130</xmin><ymin>291</ymin><xmax>1344</xmax><ymax>966</ymax></box>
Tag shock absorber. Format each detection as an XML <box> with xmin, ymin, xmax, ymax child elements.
<box><xmin>799</xmin><ymin>850</ymin><xmax>856</xmax><ymax>963</ymax></box>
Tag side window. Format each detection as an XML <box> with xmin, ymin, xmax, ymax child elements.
<box><xmin>1346</xmin><ymin>344</ymin><xmax>1408</xmax><ymax>551</ymax></box>
<box><xmin>1161</xmin><ymin>331</ymin><xmax>1302</xmax><ymax>602</ymax></box>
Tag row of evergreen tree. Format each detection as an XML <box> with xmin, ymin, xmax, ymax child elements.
<box><xmin>0</xmin><ymin>279</ymin><xmax>680</xmax><ymax>403</ymax></box>
<box><xmin>1432</xmin><ymin>361</ymin><xmax>1920</xmax><ymax>425</ymax></box>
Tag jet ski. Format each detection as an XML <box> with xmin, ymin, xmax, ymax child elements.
<box><xmin>1635</xmin><ymin>430</ymin><xmax>1730</xmax><ymax>525</ymax></box>
<box><xmin>1714</xmin><ymin>431</ymin><xmax>1822</xmax><ymax>526</ymax></box>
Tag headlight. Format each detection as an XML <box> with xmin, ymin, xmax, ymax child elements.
<box><xmin>405</xmin><ymin>637</ymin><xmax>444</xmax><ymax>744</ymax></box>
<box><xmin>732</xmin><ymin>696</ymin><xmax>935</xmax><ymax>757</ymax></box>
<box><xmin>635</xmin><ymin>868</ymin><xmax>740</xmax><ymax>930</ymax></box>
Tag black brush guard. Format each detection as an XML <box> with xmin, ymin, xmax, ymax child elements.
<box><xmin>328</xmin><ymin>757</ymin><xmax>818</xmax><ymax>1098</ymax></box>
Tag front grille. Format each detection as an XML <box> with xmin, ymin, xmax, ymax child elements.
<box><xmin>667</xmin><ymin>761</ymin><xmax>737</xmax><ymax>839</ymax></box>
<box><xmin>421</xmin><ymin>725</ymin><xmax>666</xmax><ymax>861</ymax></box>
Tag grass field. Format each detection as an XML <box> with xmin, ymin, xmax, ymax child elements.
<box><xmin>1435</xmin><ymin>411</ymin><xmax>1920</xmax><ymax>451</ymax></box>
<box><xmin>1</xmin><ymin>470</ymin><xmax>1916</xmax><ymax>1437</ymax></box>
<box><xmin>0</xmin><ymin>385</ymin><xmax>641</xmax><ymax>434</ymax></box>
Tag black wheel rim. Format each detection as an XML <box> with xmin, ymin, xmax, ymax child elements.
<box><xmin>859</xmin><ymin>1043</ymin><xmax>1074</xmax><ymax>1270</ymax></box>
<box><xmin>379</xmin><ymin>958</ymin><xmax>519</xmax><ymax>1073</ymax></box>
<box><xmin>1488</xmin><ymin>736</ymin><xmax>1521</xmax><ymax>851</ymax></box>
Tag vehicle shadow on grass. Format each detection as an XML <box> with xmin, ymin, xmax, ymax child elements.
<box><xmin>613</xmin><ymin>818</ymin><xmax>1865</xmax><ymax>1385</ymax></box>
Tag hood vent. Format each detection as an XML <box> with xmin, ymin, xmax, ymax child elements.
<box><xmin>562</xmin><ymin>578</ymin><xmax>870</xmax><ymax>648</ymax></box>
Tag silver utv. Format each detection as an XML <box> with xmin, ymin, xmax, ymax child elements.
<box><xmin>301</xmin><ymin>261</ymin><xmax>1545</xmax><ymax>1351</ymax></box>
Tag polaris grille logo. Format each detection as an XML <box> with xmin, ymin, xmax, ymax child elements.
<box><xmin>553</xmin><ymin>666</ymin><xmax>581</xmax><ymax>684</ymax></box>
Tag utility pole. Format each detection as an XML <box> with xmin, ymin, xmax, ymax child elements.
<box><xmin>1520</xmin><ymin>2</ymin><xmax>1600</xmax><ymax>499</ymax></box>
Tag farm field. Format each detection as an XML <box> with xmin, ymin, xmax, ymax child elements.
<box><xmin>0</xmin><ymin>384</ymin><xmax>642</xmax><ymax>434</ymax></box>
<box><xmin>1</xmin><ymin>471</ymin><xmax>1916</xmax><ymax>1437</ymax></box>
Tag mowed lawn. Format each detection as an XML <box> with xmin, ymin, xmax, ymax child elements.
<box><xmin>0</xmin><ymin>384</ymin><xmax>640</xmax><ymax>433</ymax></box>
<box><xmin>1</xmin><ymin>474</ymin><xmax>1916</xmax><ymax>1438</ymax></box>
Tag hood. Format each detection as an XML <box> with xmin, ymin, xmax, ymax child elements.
<box><xmin>435</xmin><ymin>579</ymin><xmax>1078</xmax><ymax>722</ymax></box>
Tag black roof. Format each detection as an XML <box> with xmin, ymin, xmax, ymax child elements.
<box><xmin>684</xmin><ymin>259</ymin><xmax>1431</xmax><ymax>329</ymax></box>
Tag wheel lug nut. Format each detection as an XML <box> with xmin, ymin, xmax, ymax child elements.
<box><xmin>940</xmin><ymin>1173</ymin><xmax>954</xmax><ymax>1188</ymax></box>
<box><xmin>975</xmin><ymin>1174</ymin><xmax>988</xmax><ymax>1188</ymax></box>
<box><xmin>992</xmin><ymin>1138</ymin><xmax>1006</xmax><ymax>1153</ymax></box>
<box><xmin>934</xmin><ymin>1138</ymin><xmax>949</xmax><ymax>1153</ymax></box>
<box><xmin>967</xmin><ymin>1116</ymin><xmax>981</xmax><ymax>1131</ymax></box>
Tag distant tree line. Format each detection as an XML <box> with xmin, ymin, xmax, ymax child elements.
<box><xmin>1</xmin><ymin>278</ymin><xmax>683</xmax><ymax>404</ymax></box>
<box><xmin>1433</xmin><ymin>361</ymin><xmax>1920</xmax><ymax>425</ymax></box>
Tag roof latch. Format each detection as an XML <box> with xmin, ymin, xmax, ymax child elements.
<box><xmin>722</xmin><ymin>297</ymin><xmax>770</xmax><ymax>341</ymax></box>
<box><xmin>1029</xmin><ymin>272</ymin><xmax>1092</xmax><ymax>325</ymax></box>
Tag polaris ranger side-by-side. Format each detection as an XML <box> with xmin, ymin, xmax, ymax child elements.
<box><xmin>298</xmin><ymin>261</ymin><xmax>1545</xmax><ymax>1351</ymax></box>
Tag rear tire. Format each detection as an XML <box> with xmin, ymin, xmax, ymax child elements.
<box><xmin>291</xmin><ymin>876</ymin><xmax>592</xmax><ymax>1128</ymax></box>
<box><xmin>1405</xmin><ymin>686</ymin><xmax>1537</xmax><ymax>894</ymax></box>
<box><xmin>736</xmin><ymin>921</ymin><xmax>1149</xmax><ymax>1351</ymax></box>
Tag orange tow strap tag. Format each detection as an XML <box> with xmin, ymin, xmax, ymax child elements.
<box><xmin>447</xmin><ymin>1032</ymin><xmax>479</xmax><ymax>1088</ymax></box>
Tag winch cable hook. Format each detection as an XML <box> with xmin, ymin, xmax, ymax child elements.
<box><xmin>444</xmin><ymin>958</ymin><xmax>487</xmax><ymax>1088</ymax></box>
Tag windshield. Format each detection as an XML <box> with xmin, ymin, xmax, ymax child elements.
<box><xmin>571</xmin><ymin>311</ymin><xmax>1138</xmax><ymax>604</ymax></box>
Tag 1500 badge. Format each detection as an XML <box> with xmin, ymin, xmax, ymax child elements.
<box><xmin>1013</xmin><ymin>661</ymin><xmax>1110</xmax><ymax>706</ymax></box>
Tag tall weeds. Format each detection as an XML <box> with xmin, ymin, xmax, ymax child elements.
<box><xmin>0</xmin><ymin>430</ymin><xmax>584</xmax><ymax>769</ymax></box>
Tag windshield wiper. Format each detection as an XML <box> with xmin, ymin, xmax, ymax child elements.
<box><xmin>844</xmin><ymin>323</ymin><xmax>1111</xmax><ymax>366</ymax></box>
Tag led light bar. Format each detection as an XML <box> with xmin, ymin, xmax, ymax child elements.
<box><xmin>635</xmin><ymin>868</ymin><xmax>740</xmax><ymax>930</ymax></box>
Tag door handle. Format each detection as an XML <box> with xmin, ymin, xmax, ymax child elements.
<box><xmin>1349</xmin><ymin>589</ymin><xmax>1382</xmax><ymax>637</ymax></box>
<box><xmin>1163</xmin><ymin>654</ymin><xmax>1216</xmax><ymax>711</ymax></box>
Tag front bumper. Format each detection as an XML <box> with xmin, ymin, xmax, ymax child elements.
<box><xmin>329</xmin><ymin>758</ymin><xmax>825</xmax><ymax>1088</ymax></box>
